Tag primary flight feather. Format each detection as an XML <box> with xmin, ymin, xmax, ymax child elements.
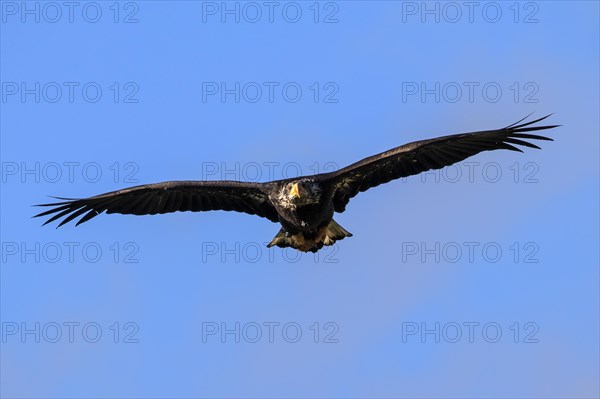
<box><xmin>35</xmin><ymin>114</ymin><xmax>558</xmax><ymax>252</ymax></box>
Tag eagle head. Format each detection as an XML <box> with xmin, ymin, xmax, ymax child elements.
<box><xmin>282</xmin><ymin>179</ymin><xmax>322</xmax><ymax>206</ymax></box>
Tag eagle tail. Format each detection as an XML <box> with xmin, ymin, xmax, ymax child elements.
<box><xmin>267</xmin><ymin>220</ymin><xmax>352</xmax><ymax>253</ymax></box>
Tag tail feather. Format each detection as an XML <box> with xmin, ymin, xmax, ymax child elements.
<box><xmin>267</xmin><ymin>219</ymin><xmax>352</xmax><ymax>253</ymax></box>
<box><xmin>326</xmin><ymin>220</ymin><xmax>352</xmax><ymax>240</ymax></box>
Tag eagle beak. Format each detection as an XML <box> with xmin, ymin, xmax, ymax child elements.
<box><xmin>290</xmin><ymin>183</ymin><xmax>300</xmax><ymax>198</ymax></box>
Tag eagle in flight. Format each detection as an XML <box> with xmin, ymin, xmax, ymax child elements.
<box><xmin>35</xmin><ymin>115</ymin><xmax>557</xmax><ymax>252</ymax></box>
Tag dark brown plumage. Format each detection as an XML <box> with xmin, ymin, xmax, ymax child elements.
<box><xmin>35</xmin><ymin>114</ymin><xmax>558</xmax><ymax>252</ymax></box>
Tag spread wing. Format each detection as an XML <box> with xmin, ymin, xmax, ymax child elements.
<box><xmin>329</xmin><ymin>114</ymin><xmax>558</xmax><ymax>212</ymax></box>
<box><xmin>34</xmin><ymin>180</ymin><xmax>280</xmax><ymax>227</ymax></box>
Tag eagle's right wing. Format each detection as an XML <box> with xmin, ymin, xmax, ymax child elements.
<box><xmin>34</xmin><ymin>180</ymin><xmax>280</xmax><ymax>227</ymax></box>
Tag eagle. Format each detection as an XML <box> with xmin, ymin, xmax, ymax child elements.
<box><xmin>35</xmin><ymin>115</ymin><xmax>558</xmax><ymax>252</ymax></box>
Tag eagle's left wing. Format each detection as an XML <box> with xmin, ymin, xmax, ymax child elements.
<box><xmin>327</xmin><ymin>114</ymin><xmax>558</xmax><ymax>212</ymax></box>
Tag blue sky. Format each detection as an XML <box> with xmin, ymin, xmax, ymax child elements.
<box><xmin>1</xmin><ymin>1</ymin><xmax>598</xmax><ymax>398</ymax></box>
